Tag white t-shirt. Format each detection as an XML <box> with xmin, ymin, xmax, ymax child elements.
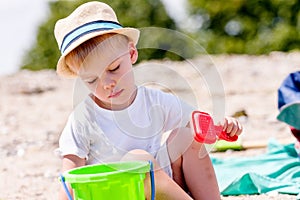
<box><xmin>58</xmin><ymin>86</ymin><xmax>194</xmax><ymax>166</ymax></box>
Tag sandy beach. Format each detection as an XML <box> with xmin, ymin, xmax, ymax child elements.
<box><xmin>0</xmin><ymin>52</ymin><xmax>299</xmax><ymax>199</ymax></box>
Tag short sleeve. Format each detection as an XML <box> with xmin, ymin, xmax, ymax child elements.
<box><xmin>155</xmin><ymin>89</ymin><xmax>195</xmax><ymax>131</ymax></box>
<box><xmin>58</xmin><ymin>112</ymin><xmax>90</xmax><ymax>159</ymax></box>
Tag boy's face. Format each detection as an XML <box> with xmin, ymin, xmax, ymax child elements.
<box><xmin>78</xmin><ymin>42</ymin><xmax>138</xmax><ymax>110</ymax></box>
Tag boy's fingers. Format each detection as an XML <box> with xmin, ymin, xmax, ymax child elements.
<box><xmin>228</xmin><ymin>120</ymin><xmax>243</xmax><ymax>137</ymax></box>
<box><xmin>222</xmin><ymin>118</ymin><xmax>228</xmax><ymax>131</ymax></box>
<box><xmin>226</xmin><ymin>120</ymin><xmax>235</xmax><ymax>135</ymax></box>
<box><xmin>228</xmin><ymin>124</ymin><xmax>238</xmax><ymax>137</ymax></box>
<box><xmin>222</xmin><ymin>117</ymin><xmax>243</xmax><ymax>137</ymax></box>
<box><xmin>223</xmin><ymin>117</ymin><xmax>234</xmax><ymax>132</ymax></box>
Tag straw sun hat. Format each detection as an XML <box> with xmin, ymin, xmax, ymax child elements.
<box><xmin>54</xmin><ymin>1</ymin><xmax>140</xmax><ymax>78</ymax></box>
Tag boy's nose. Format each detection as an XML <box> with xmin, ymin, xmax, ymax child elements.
<box><xmin>103</xmin><ymin>76</ymin><xmax>116</xmax><ymax>90</ymax></box>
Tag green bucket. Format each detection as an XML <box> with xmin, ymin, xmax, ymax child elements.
<box><xmin>61</xmin><ymin>161</ymin><xmax>151</xmax><ymax>200</ymax></box>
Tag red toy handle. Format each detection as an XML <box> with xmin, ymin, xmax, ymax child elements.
<box><xmin>191</xmin><ymin>111</ymin><xmax>238</xmax><ymax>144</ymax></box>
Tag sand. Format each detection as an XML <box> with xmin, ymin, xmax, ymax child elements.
<box><xmin>0</xmin><ymin>52</ymin><xmax>299</xmax><ymax>199</ymax></box>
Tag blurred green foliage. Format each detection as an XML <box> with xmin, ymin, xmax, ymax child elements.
<box><xmin>22</xmin><ymin>0</ymin><xmax>300</xmax><ymax>71</ymax></box>
<box><xmin>188</xmin><ymin>0</ymin><xmax>300</xmax><ymax>54</ymax></box>
<box><xmin>21</xmin><ymin>0</ymin><xmax>181</xmax><ymax>71</ymax></box>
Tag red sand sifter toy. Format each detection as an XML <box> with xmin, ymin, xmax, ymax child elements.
<box><xmin>191</xmin><ymin>111</ymin><xmax>238</xmax><ymax>144</ymax></box>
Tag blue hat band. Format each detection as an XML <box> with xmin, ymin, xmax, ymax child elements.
<box><xmin>60</xmin><ymin>20</ymin><xmax>123</xmax><ymax>54</ymax></box>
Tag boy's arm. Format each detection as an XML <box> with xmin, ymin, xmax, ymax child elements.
<box><xmin>59</xmin><ymin>155</ymin><xmax>86</xmax><ymax>200</ymax></box>
<box><xmin>61</xmin><ymin>154</ymin><xmax>86</xmax><ymax>171</ymax></box>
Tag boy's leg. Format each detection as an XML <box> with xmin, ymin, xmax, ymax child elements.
<box><xmin>122</xmin><ymin>149</ymin><xmax>192</xmax><ymax>200</ymax></box>
<box><xmin>167</xmin><ymin>128</ymin><xmax>221</xmax><ymax>200</ymax></box>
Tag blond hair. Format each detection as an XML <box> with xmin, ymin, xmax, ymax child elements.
<box><xmin>65</xmin><ymin>33</ymin><xmax>129</xmax><ymax>74</ymax></box>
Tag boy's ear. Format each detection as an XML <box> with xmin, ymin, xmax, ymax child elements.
<box><xmin>128</xmin><ymin>42</ymin><xmax>138</xmax><ymax>64</ymax></box>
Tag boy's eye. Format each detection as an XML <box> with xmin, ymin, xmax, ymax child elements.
<box><xmin>87</xmin><ymin>78</ymin><xmax>97</xmax><ymax>84</ymax></box>
<box><xmin>109</xmin><ymin>65</ymin><xmax>120</xmax><ymax>72</ymax></box>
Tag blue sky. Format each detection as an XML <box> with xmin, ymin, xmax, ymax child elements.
<box><xmin>0</xmin><ymin>0</ymin><xmax>187</xmax><ymax>75</ymax></box>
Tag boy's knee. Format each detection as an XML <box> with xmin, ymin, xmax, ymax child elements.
<box><xmin>121</xmin><ymin>149</ymin><xmax>159</xmax><ymax>166</ymax></box>
<box><xmin>167</xmin><ymin>128</ymin><xmax>194</xmax><ymax>162</ymax></box>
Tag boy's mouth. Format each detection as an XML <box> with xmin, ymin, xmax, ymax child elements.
<box><xmin>108</xmin><ymin>89</ymin><xmax>124</xmax><ymax>98</ymax></box>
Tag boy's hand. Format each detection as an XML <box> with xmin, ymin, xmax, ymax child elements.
<box><xmin>222</xmin><ymin>117</ymin><xmax>243</xmax><ymax>137</ymax></box>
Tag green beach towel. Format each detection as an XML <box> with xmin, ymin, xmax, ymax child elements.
<box><xmin>211</xmin><ymin>139</ymin><xmax>300</xmax><ymax>197</ymax></box>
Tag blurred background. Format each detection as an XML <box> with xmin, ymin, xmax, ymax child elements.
<box><xmin>1</xmin><ymin>1</ymin><xmax>299</xmax><ymax>199</ymax></box>
<box><xmin>2</xmin><ymin>0</ymin><xmax>300</xmax><ymax>73</ymax></box>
